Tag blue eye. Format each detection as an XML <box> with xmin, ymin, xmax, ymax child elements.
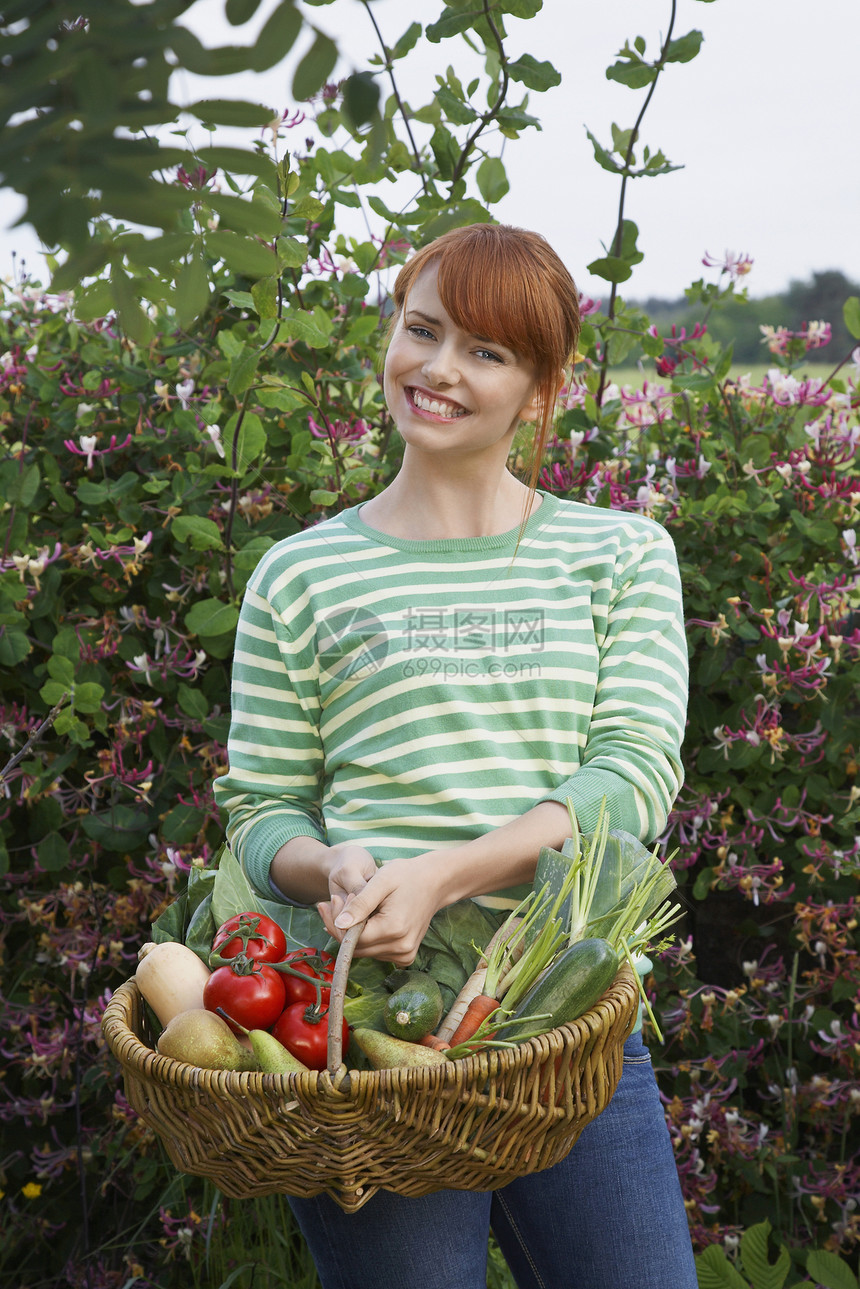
<box><xmin>407</xmin><ymin>324</ymin><xmax>434</xmax><ymax>340</ymax></box>
<box><xmin>475</xmin><ymin>348</ymin><xmax>503</xmax><ymax>363</ymax></box>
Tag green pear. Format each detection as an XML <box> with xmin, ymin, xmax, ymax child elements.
<box><xmin>248</xmin><ymin>1027</ymin><xmax>309</xmax><ymax>1075</ymax></box>
<box><xmin>352</xmin><ymin>1027</ymin><xmax>449</xmax><ymax>1071</ymax></box>
<box><xmin>156</xmin><ymin>1009</ymin><xmax>258</xmax><ymax>1072</ymax></box>
<box><xmin>212</xmin><ymin>1006</ymin><xmax>309</xmax><ymax>1074</ymax></box>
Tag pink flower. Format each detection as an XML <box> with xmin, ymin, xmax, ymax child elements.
<box><xmin>308</xmin><ymin>414</ymin><xmax>367</xmax><ymax>443</ymax></box>
<box><xmin>703</xmin><ymin>249</ymin><xmax>754</xmax><ymax>279</ymax></box>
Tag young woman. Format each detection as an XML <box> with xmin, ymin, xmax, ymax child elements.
<box><xmin>214</xmin><ymin>224</ymin><xmax>697</xmax><ymax>1289</ymax></box>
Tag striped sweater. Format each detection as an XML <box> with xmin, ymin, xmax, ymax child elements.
<box><xmin>213</xmin><ymin>491</ymin><xmax>688</xmax><ymax>912</ymax></box>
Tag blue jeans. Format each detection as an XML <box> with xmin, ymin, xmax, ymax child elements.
<box><xmin>287</xmin><ymin>1031</ymin><xmax>697</xmax><ymax>1289</ymax></box>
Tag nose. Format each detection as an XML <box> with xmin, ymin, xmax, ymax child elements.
<box><xmin>421</xmin><ymin>341</ymin><xmax>459</xmax><ymax>389</ymax></box>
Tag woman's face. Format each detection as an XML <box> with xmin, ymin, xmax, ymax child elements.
<box><xmin>383</xmin><ymin>264</ymin><xmax>539</xmax><ymax>463</ymax></box>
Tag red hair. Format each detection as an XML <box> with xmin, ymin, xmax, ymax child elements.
<box><xmin>390</xmin><ymin>224</ymin><xmax>581</xmax><ymax>493</ymax></box>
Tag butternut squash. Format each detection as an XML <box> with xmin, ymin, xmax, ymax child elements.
<box><xmin>135</xmin><ymin>941</ymin><xmax>211</xmax><ymax>1027</ymax></box>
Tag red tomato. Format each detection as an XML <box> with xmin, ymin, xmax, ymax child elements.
<box><xmin>203</xmin><ymin>962</ymin><xmax>287</xmax><ymax>1032</ymax></box>
<box><xmin>271</xmin><ymin>1003</ymin><xmax>348</xmax><ymax>1072</ymax></box>
<box><xmin>281</xmin><ymin>949</ymin><xmax>336</xmax><ymax>1007</ymax></box>
<box><xmin>212</xmin><ymin>912</ymin><xmax>287</xmax><ymax>965</ymax></box>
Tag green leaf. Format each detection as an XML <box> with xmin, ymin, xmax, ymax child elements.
<box><xmin>72</xmin><ymin>682</ymin><xmax>105</xmax><ymax>714</ymax></box>
<box><xmin>222</xmin><ymin>408</ymin><xmax>267</xmax><ymax>472</ymax></box>
<box><xmin>207</xmin><ymin>191</ymin><xmax>283</xmax><ymax>238</ymax></box>
<box><xmin>206</xmin><ymin>230</ymin><xmax>278</xmax><ymax>280</ymax></box>
<box><xmin>251</xmin><ymin>275</ymin><xmax>279</xmax><ymax>319</ymax></box>
<box><xmin>585</xmin><ymin>128</ymin><xmax>623</xmax><ymax>175</ymax></box>
<box><xmin>342</xmin><ymin>71</ymin><xmax>381</xmax><ymax>128</ymax></box>
<box><xmin>500</xmin><ymin>0</ymin><xmax>543</xmax><ymax>15</ymax></box>
<box><xmin>111</xmin><ymin>265</ymin><xmax>155</xmax><ymax>345</ymax></box>
<box><xmin>37</xmin><ymin>832</ymin><xmax>70</xmax><ymax>873</ymax></box>
<box><xmin>391</xmin><ymin>21</ymin><xmax>422</xmax><ymax>60</ymax></box>
<box><xmin>211</xmin><ymin>845</ymin><xmax>261</xmax><ymax>928</ymax></box>
<box><xmin>507</xmin><ymin>54</ymin><xmax>561</xmax><ymax>91</ymax></box>
<box><xmin>187</xmin><ymin>98</ymin><xmax>276</xmax><ymax>128</ymax></box>
<box><xmin>673</xmin><ymin>371</ymin><xmax>718</xmax><ymax>392</ymax></box>
<box><xmin>185</xmin><ymin>598</ymin><xmax>240</xmax><ymax>638</ymax></box>
<box><xmin>695</xmin><ymin>1244</ymin><xmax>751</xmax><ymax>1289</ymax></box>
<box><xmin>426</xmin><ymin>10</ymin><xmax>476</xmax><ymax>42</ymax></box>
<box><xmin>309</xmin><ymin>488</ymin><xmax>341</xmax><ymax>506</ymax></box>
<box><xmin>178</xmin><ymin>683</ymin><xmax>210</xmax><ymax>721</ymax></box>
<box><xmin>292</xmin><ymin>31</ymin><xmax>338</xmax><ymax>101</ymax></box>
<box><xmin>7</xmin><ymin>462</ymin><xmax>39</xmax><ymax>507</ymax></box>
<box><xmin>48</xmin><ymin>654</ymin><xmax>76</xmax><ymax>685</ymax></box>
<box><xmin>249</xmin><ymin>2</ymin><xmax>304</xmax><ymax>72</ymax></box>
<box><xmin>476</xmin><ymin>156</ymin><xmax>510</xmax><ymax>204</ymax></box>
<box><xmin>162</xmin><ymin>803</ymin><xmax>207</xmax><ymax>845</ymax></box>
<box><xmin>843</xmin><ymin>295</ymin><xmax>860</xmax><ymax>339</ymax></box>
<box><xmin>664</xmin><ymin>30</ymin><xmax>704</xmax><ymax>63</ymax></box>
<box><xmin>279</xmin><ymin>306</ymin><xmax>333</xmax><ymax>348</ymax></box>
<box><xmin>172</xmin><ymin>514</ymin><xmax>225</xmax><ymax>551</ymax></box>
<box><xmin>434</xmin><ymin>84</ymin><xmax>478</xmax><ymax>125</ymax></box>
<box><xmin>175</xmin><ymin>251</ymin><xmax>210</xmax><ymax>329</ymax></box>
<box><xmin>739</xmin><ymin>1222</ymin><xmax>789</xmax><ymax>1289</ymax></box>
<box><xmin>225</xmin><ymin>0</ymin><xmax>262</xmax><ymax>24</ymax></box>
<box><xmin>188</xmin><ymin>146</ymin><xmax>277</xmax><ymax>182</ymax></box>
<box><xmin>606</xmin><ymin>59</ymin><xmax>656</xmax><ymax>89</ymax></box>
<box><xmin>80</xmin><ymin>806</ymin><xmax>153</xmax><ymax>852</ymax></box>
<box><xmin>0</xmin><ymin>629</ymin><xmax>31</xmax><ymax>666</ymax></box>
<box><xmin>587</xmin><ymin>255</ymin><xmax>633</xmax><ymax>284</ymax></box>
<box><xmin>430</xmin><ymin>123</ymin><xmax>460</xmax><ymax>179</ymax></box>
<box><xmin>806</xmin><ymin>1250</ymin><xmax>859</xmax><ymax>1289</ymax></box>
<box><xmin>276</xmin><ymin>235</ymin><xmax>307</xmax><ymax>269</ymax></box>
<box><xmin>40</xmin><ymin>680</ymin><xmax>69</xmax><ymax>707</ymax></box>
<box><xmin>227</xmin><ymin>346</ymin><xmax>261</xmax><ymax>398</ymax></box>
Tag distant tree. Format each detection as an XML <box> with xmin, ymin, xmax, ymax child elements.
<box><xmin>631</xmin><ymin>270</ymin><xmax>860</xmax><ymax>366</ymax></box>
<box><xmin>783</xmin><ymin>269</ymin><xmax>859</xmax><ymax>356</ymax></box>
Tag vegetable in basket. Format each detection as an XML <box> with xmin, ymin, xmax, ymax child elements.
<box><xmin>430</xmin><ymin>800</ymin><xmax>682</xmax><ymax>1055</ymax></box>
<box><xmin>135</xmin><ymin>940</ymin><xmax>211</xmax><ymax>1027</ymax></box>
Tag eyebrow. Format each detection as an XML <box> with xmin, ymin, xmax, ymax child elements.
<box><xmin>406</xmin><ymin>309</ymin><xmax>510</xmax><ymax>351</ymax></box>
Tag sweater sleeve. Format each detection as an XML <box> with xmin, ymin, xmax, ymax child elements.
<box><xmin>212</xmin><ymin>571</ymin><xmax>326</xmax><ymax>902</ymax></box>
<box><xmin>542</xmin><ymin>527</ymin><xmax>688</xmax><ymax>843</ymax></box>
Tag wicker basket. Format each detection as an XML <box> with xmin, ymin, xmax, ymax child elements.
<box><xmin>102</xmin><ymin>926</ymin><xmax>638</xmax><ymax>1213</ymax></box>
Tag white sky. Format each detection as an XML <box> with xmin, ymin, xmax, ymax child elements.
<box><xmin>2</xmin><ymin>0</ymin><xmax>858</xmax><ymax>302</ymax></box>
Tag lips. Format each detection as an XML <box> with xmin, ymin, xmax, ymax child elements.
<box><xmin>407</xmin><ymin>387</ymin><xmax>468</xmax><ymax>419</ymax></box>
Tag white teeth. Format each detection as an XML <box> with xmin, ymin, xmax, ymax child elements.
<box><xmin>411</xmin><ymin>391</ymin><xmax>466</xmax><ymax>417</ymax></box>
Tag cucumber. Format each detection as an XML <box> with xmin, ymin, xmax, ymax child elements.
<box><xmin>384</xmin><ymin>972</ymin><xmax>444</xmax><ymax>1042</ymax></box>
<box><xmin>504</xmin><ymin>938</ymin><xmax>619</xmax><ymax>1043</ymax></box>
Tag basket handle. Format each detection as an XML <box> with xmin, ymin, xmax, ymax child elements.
<box><xmin>327</xmin><ymin>918</ymin><xmax>367</xmax><ymax>1074</ymax></box>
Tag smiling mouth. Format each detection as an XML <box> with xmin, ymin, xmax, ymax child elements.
<box><xmin>407</xmin><ymin>387</ymin><xmax>469</xmax><ymax>419</ymax></box>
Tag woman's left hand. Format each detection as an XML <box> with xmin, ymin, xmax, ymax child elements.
<box><xmin>317</xmin><ymin>854</ymin><xmax>443</xmax><ymax>966</ymax></box>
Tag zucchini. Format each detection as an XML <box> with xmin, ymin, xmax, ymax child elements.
<box><xmin>504</xmin><ymin>937</ymin><xmax>619</xmax><ymax>1043</ymax></box>
<box><xmin>384</xmin><ymin>972</ymin><xmax>444</xmax><ymax>1042</ymax></box>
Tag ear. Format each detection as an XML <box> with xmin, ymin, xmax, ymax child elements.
<box><xmin>518</xmin><ymin>373</ymin><xmax>564</xmax><ymax>425</ymax></box>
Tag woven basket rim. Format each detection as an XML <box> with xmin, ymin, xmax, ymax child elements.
<box><xmin>103</xmin><ymin>965</ymin><xmax>639</xmax><ymax>1099</ymax></box>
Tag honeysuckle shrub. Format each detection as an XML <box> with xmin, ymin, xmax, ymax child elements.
<box><xmin>1</xmin><ymin>3</ymin><xmax>859</xmax><ymax>1287</ymax></box>
<box><xmin>564</xmin><ymin>275</ymin><xmax>860</xmax><ymax>1275</ymax></box>
<box><xmin>3</xmin><ymin>265</ymin><xmax>859</xmax><ymax>1289</ymax></box>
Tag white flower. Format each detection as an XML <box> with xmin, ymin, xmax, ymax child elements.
<box><xmin>79</xmin><ymin>434</ymin><xmax>98</xmax><ymax>469</ymax></box>
<box><xmin>176</xmin><ymin>378</ymin><xmax>194</xmax><ymax>410</ymax></box>
<box><xmin>205</xmin><ymin>424</ymin><xmax>225</xmax><ymax>459</ymax></box>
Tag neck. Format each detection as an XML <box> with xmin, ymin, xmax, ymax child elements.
<box><xmin>360</xmin><ymin>455</ymin><xmax>539</xmax><ymax>540</ymax></box>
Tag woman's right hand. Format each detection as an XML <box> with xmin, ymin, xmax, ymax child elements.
<box><xmin>320</xmin><ymin>842</ymin><xmax>378</xmax><ymax>932</ymax></box>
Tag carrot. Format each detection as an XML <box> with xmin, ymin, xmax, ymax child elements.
<box><xmin>435</xmin><ymin>917</ymin><xmax>523</xmax><ymax>1043</ymax></box>
<box><xmin>436</xmin><ymin>965</ymin><xmax>488</xmax><ymax>1042</ymax></box>
<box><xmin>446</xmin><ymin>994</ymin><xmax>500</xmax><ymax>1047</ymax></box>
<box><xmin>420</xmin><ymin>1033</ymin><xmax>451</xmax><ymax>1051</ymax></box>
